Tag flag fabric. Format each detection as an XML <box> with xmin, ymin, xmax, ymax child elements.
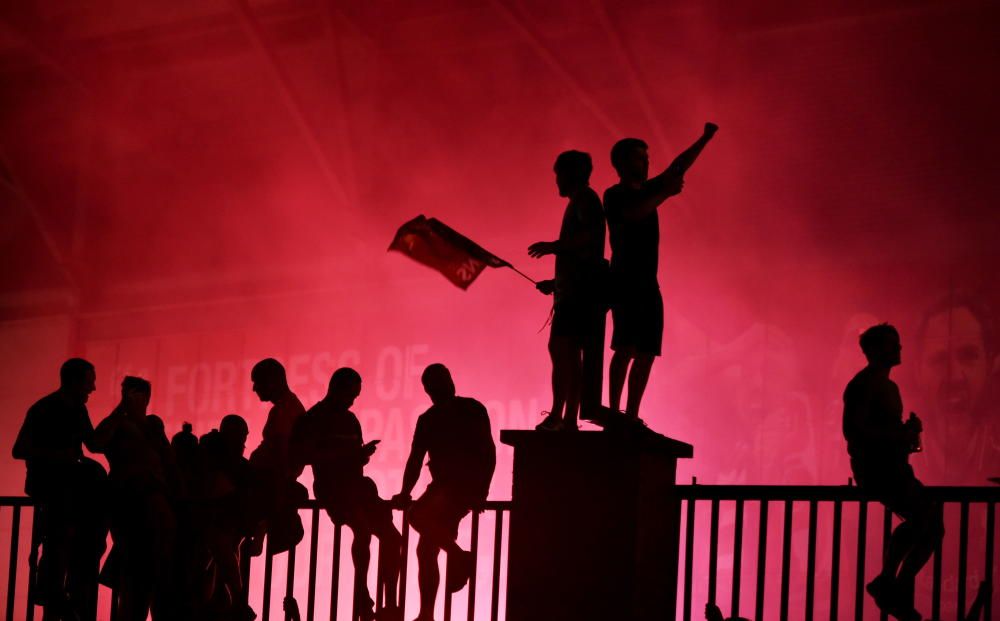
<box><xmin>388</xmin><ymin>215</ymin><xmax>510</xmax><ymax>289</ymax></box>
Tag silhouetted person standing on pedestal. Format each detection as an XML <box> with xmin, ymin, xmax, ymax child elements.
<box><xmin>844</xmin><ymin>324</ymin><xmax>944</xmax><ymax>621</ymax></box>
<box><xmin>605</xmin><ymin>123</ymin><xmax>717</xmax><ymax>419</ymax></box>
<box><xmin>529</xmin><ymin>150</ymin><xmax>608</xmax><ymax>431</ymax></box>
<box><xmin>13</xmin><ymin>358</ymin><xmax>108</xmax><ymax>621</ymax></box>
<box><xmin>91</xmin><ymin>376</ymin><xmax>176</xmax><ymax>621</ymax></box>
<box><xmin>291</xmin><ymin>368</ymin><xmax>401</xmax><ymax>621</ymax></box>
<box><xmin>392</xmin><ymin>364</ymin><xmax>495</xmax><ymax>621</ymax></box>
<box><xmin>248</xmin><ymin>358</ymin><xmax>306</xmax><ymax>556</ymax></box>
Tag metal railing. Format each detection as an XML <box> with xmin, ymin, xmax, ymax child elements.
<box><xmin>3</xmin><ymin>486</ymin><xmax>998</xmax><ymax>621</ymax></box>
<box><xmin>676</xmin><ymin>485</ymin><xmax>999</xmax><ymax>621</ymax></box>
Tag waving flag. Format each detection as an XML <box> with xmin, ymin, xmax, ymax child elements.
<box><xmin>388</xmin><ymin>215</ymin><xmax>512</xmax><ymax>289</ymax></box>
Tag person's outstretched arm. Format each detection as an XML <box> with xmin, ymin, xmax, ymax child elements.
<box><xmin>623</xmin><ymin>122</ymin><xmax>718</xmax><ymax>222</ymax></box>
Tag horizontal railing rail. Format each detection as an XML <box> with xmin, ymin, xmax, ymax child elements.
<box><xmin>3</xmin><ymin>487</ymin><xmax>997</xmax><ymax>621</ymax></box>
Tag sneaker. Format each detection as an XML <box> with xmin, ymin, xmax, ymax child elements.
<box><xmin>866</xmin><ymin>574</ymin><xmax>894</xmax><ymax>612</ymax></box>
<box><xmin>445</xmin><ymin>549</ymin><xmax>474</xmax><ymax>593</ymax></box>
<box><xmin>535</xmin><ymin>412</ymin><xmax>563</xmax><ymax>431</ymax></box>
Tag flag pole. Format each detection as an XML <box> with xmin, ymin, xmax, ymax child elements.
<box><xmin>504</xmin><ymin>263</ymin><xmax>537</xmax><ymax>285</ymax></box>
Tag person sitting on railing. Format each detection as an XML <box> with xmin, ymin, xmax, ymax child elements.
<box><xmin>391</xmin><ymin>363</ymin><xmax>496</xmax><ymax>621</ymax></box>
<box><xmin>843</xmin><ymin>323</ymin><xmax>945</xmax><ymax>621</ymax></box>
<box><xmin>290</xmin><ymin>367</ymin><xmax>402</xmax><ymax>621</ymax></box>
<box><xmin>246</xmin><ymin>358</ymin><xmax>308</xmax><ymax>557</ymax></box>
<box><xmin>12</xmin><ymin>358</ymin><xmax>109</xmax><ymax>621</ymax></box>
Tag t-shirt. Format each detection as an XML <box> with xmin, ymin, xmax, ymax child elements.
<box><xmin>411</xmin><ymin>396</ymin><xmax>495</xmax><ymax>497</ymax></box>
<box><xmin>251</xmin><ymin>391</ymin><xmax>305</xmax><ymax>477</ymax></box>
<box><xmin>292</xmin><ymin>400</ymin><xmax>366</xmax><ymax>502</ymax></box>
<box><xmin>554</xmin><ymin>187</ymin><xmax>606</xmax><ymax>302</ymax></box>
<box><xmin>13</xmin><ymin>391</ymin><xmax>94</xmax><ymax>497</ymax></box>
<box><xmin>842</xmin><ymin>367</ymin><xmax>908</xmax><ymax>472</ymax></box>
<box><xmin>100</xmin><ymin>410</ymin><xmax>171</xmax><ymax>489</ymax></box>
<box><xmin>604</xmin><ymin>183</ymin><xmax>660</xmax><ymax>287</ymax></box>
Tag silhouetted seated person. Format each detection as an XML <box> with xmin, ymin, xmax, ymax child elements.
<box><xmin>12</xmin><ymin>358</ymin><xmax>108</xmax><ymax>621</ymax></box>
<box><xmin>605</xmin><ymin>124</ymin><xmax>717</xmax><ymax>419</ymax></box>
<box><xmin>247</xmin><ymin>358</ymin><xmax>307</xmax><ymax>556</ymax></box>
<box><xmin>391</xmin><ymin>364</ymin><xmax>496</xmax><ymax>621</ymax></box>
<box><xmin>91</xmin><ymin>376</ymin><xmax>177</xmax><ymax>621</ymax></box>
<box><xmin>198</xmin><ymin>414</ymin><xmax>257</xmax><ymax>621</ymax></box>
<box><xmin>844</xmin><ymin>324</ymin><xmax>944</xmax><ymax>621</ymax></box>
<box><xmin>529</xmin><ymin>150</ymin><xmax>608</xmax><ymax>431</ymax></box>
<box><xmin>291</xmin><ymin>368</ymin><xmax>401</xmax><ymax>621</ymax></box>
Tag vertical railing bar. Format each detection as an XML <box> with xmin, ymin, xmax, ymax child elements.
<box><xmin>467</xmin><ymin>510</ymin><xmax>480</xmax><ymax>621</ymax></box>
<box><xmin>490</xmin><ymin>509</ymin><xmax>503</xmax><ymax>621</ymax></box>
<box><xmin>854</xmin><ymin>501</ymin><xmax>868</xmax><ymax>621</ymax></box>
<box><xmin>958</xmin><ymin>501</ymin><xmax>969</xmax><ymax>618</ymax></box>
<box><xmin>731</xmin><ymin>499</ymin><xmax>745</xmax><ymax>618</ymax></box>
<box><xmin>779</xmin><ymin>500</ymin><xmax>793</xmax><ymax>621</ymax></box>
<box><xmin>376</xmin><ymin>535</ymin><xmax>385</xmax><ymax>613</ymax></box>
<box><xmin>708</xmin><ymin>498</ymin><xmax>720</xmax><ymax>605</ymax></box>
<box><xmin>399</xmin><ymin>513</ymin><xmax>410</xmax><ymax>617</ymax></box>
<box><xmin>285</xmin><ymin>542</ymin><xmax>297</xmax><ymax>621</ymax></box>
<box><xmin>754</xmin><ymin>500</ymin><xmax>769</xmax><ymax>621</ymax></box>
<box><xmin>26</xmin><ymin>507</ymin><xmax>38</xmax><ymax>621</ymax></box>
<box><xmin>984</xmin><ymin>502</ymin><xmax>994</xmax><ymax>621</ymax></box>
<box><xmin>805</xmin><ymin>500</ymin><xmax>818</xmax><ymax>621</ymax></box>
<box><xmin>683</xmin><ymin>497</ymin><xmax>696</xmax><ymax>621</ymax></box>
<box><xmin>307</xmin><ymin>508</ymin><xmax>320</xmax><ymax>621</ymax></box>
<box><xmin>7</xmin><ymin>506</ymin><xmax>21</xmax><ymax>621</ymax></box>
<box><xmin>931</xmin><ymin>535</ymin><xmax>942</xmax><ymax>621</ymax></box>
<box><xmin>240</xmin><ymin>540</ymin><xmax>252</xmax><ymax>605</ymax></box>
<box><xmin>880</xmin><ymin>506</ymin><xmax>891</xmax><ymax>621</ymax></box>
<box><xmin>444</xmin><ymin>556</ymin><xmax>454</xmax><ymax>621</ymax></box>
<box><xmin>829</xmin><ymin>500</ymin><xmax>843</xmax><ymax>621</ymax></box>
<box><xmin>331</xmin><ymin>524</ymin><xmax>342</xmax><ymax>621</ymax></box>
<box><xmin>262</xmin><ymin>539</ymin><xmax>274</xmax><ymax>621</ymax></box>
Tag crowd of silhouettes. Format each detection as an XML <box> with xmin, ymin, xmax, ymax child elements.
<box><xmin>13</xmin><ymin>357</ymin><xmax>495</xmax><ymax>621</ymax></box>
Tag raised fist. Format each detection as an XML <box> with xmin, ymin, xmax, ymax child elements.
<box><xmin>704</xmin><ymin>122</ymin><xmax>719</xmax><ymax>137</ymax></box>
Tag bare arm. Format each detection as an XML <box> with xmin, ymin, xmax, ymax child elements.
<box><xmin>399</xmin><ymin>444</ymin><xmax>427</xmax><ymax>499</ymax></box>
<box><xmin>622</xmin><ymin>122</ymin><xmax>718</xmax><ymax>222</ymax></box>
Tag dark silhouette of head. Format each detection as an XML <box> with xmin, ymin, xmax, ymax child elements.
<box><xmin>553</xmin><ymin>150</ymin><xmax>592</xmax><ymax>198</ymax></box>
<box><xmin>121</xmin><ymin>375</ymin><xmax>152</xmax><ymax>416</ymax></box>
<box><xmin>915</xmin><ymin>295</ymin><xmax>996</xmax><ymax>420</ymax></box>
<box><xmin>219</xmin><ymin>413</ymin><xmax>249</xmax><ymax>457</ymax></box>
<box><xmin>251</xmin><ymin>358</ymin><xmax>289</xmax><ymax>403</ymax></box>
<box><xmin>59</xmin><ymin>358</ymin><xmax>96</xmax><ymax>405</ymax></box>
<box><xmin>421</xmin><ymin>363</ymin><xmax>456</xmax><ymax>405</ymax></box>
<box><xmin>860</xmin><ymin>323</ymin><xmax>902</xmax><ymax>369</ymax></box>
<box><xmin>611</xmin><ymin>137</ymin><xmax>649</xmax><ymax>184</ymax></box>
<box><xmin>172</xmin><ymin>422</ymin><xmax>198</xmax><ymax>457</ymax></box>
<box><xmin>327</xmin><ymin>367</ymin><xmax>362</xmax><ymax>409</ymax></box>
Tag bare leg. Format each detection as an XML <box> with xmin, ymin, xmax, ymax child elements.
<box><xmin>564</xmin><ymin>348</ymin><xmax>583</xmax><ymax>428</ymax></box>
<box><xmin>609</xmin><ymin>351</ymin><xmax>631</xmax><ymax>412</ymax></box>
<box><xmin>625</xmin><ymin>355</ymin><xmax>655</xmax><ymax>417</ymax></box>
<box><xmin>548</xmin><ymin>336</ymin><xmax>573</xmax><ymax>420</ymax></box>
<box><xmin>416</xmin><ymin>537</ymin><xmax>440</xmax><ymax>620</ymax></box>
<box><xmin>351</xmin><ymin>531</ymin><xmax>374</xmax><ymax>613</ymax></box>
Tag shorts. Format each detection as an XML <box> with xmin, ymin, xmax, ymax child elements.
<box><xmin>851</xmin><ymin>461</ymin><xmax>929</xmax><ymax>521</ymax></box>
<box><xmin>551</xmin><ymin>298</ymin><xmax>606</xmax><ymax>348</ymax></box>
<box><xmin>407</xmin><ymin>484</ymin><xmax>472</xmax><ymax>542</ymax></box>
<box><xmin>317</xmin><ymin>476</ymin><xmax>388</xmax><ymax>528</ymax></box>
<box><xmin>610</xmin><ymin>285</ymin><xmax>663</xmax><ymax>356</ymax></box>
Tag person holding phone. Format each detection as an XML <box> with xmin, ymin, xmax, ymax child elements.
<box><xmin>291</xmin><ymin>368</ymin><xmax>401</xmax><ymax>621</ymax></box>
